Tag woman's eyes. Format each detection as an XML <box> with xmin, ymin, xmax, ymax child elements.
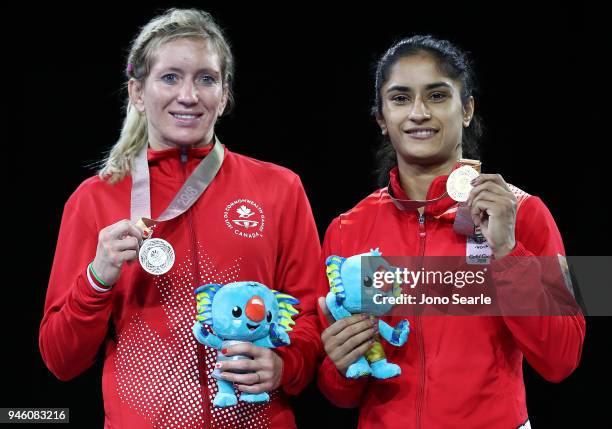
<box><xmin>390</xmin><ymin>92</ymin><xmax>448</xmax><ymax>104</ymax></box>
<box><xmin>161</xmin><ymin>73</ymin><xmax>179</xmax><ymax>84</ymax></box>
<box><xmin>197</xmin><ymin>75</ymin><xmax>217</xmax><ymax>85</ymax></box>
<box><xmin>429</xmin><ymin>92</ymin><xmax>448</xmax><ymax>102</ymax></box>
<box><xmin>160</xmin><ymin>73</ymin><xmax>217</xmax><ymax>85</ymax></box>
<box><xmin>391</xmin><ymin>95</ymin><xmax>410</xmax><ymax>104</ymax></box>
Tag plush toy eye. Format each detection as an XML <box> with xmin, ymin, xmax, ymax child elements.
<box><xmin>266</xmin><ymin>311</ymin><xmax>272</xmax><ymax>322</ymax></box>
<box><xmin>232</xmin><ymin>306</ymin><xmax>242</xmax><ymax>317</ymax></box>
<box><xmin>363</xmin><ymin>276</ymin><xmax>373</xmax><ymax>287</ymax></box>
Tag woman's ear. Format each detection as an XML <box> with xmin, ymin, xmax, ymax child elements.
<box><xmin>217</xmin><ymin>84</ymin><xmax>229</xmax><ymax>117</ymax></box>
<box><xmin>375</xmin><ymin>113</ymin><xmax>388</xmax><ymax>136</ymax></box>
<box><xmin>463</xmin><ymin>96</ymin><xmax>475</xmax><ymax>127</ymax></box>
<box><xmin>128</xmin><ymin>79</ymin><xmax>146</xmax><ymax>113</ymax></box>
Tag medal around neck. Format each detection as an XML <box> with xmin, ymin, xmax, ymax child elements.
<box><xmin>131</xmin><ymin>141</ymin><xmax>225</xmax><ymax>276</ymax></box>
<box><xmin>139</xmin><ymin>237</ymin><xmax>175</xmax><ymax>275</ymax></box>
<box><xmin>446</xmin><ymin>165</ymin><xmax>479</xmax><ymax>202</ymax></box>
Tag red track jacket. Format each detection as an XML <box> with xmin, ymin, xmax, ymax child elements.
<box><xmin>317</xmin><ymin>166</ymin><xmax>585</xmax><ymax>429</ymax></box>
<box><xmin>40</xmin><ymin>144</ymin><xmax>322</xmax><ymax>429</ymax></box>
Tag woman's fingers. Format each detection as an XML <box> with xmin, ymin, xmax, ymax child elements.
<box><xmin>471</xmin><ymin>173</ymin><xmax>509</xmax><ymax>189</ymax></box>
<box><xmin>318</xmin><ymin>297</ymin><xmax>335</xmax><ymax>326</ymax></box>
<box><xmin>223</xmin><ymin>342</ymin><xmax>263</xmax><ymax>359</ymax></box>
<box><xmin>218</xmin><ymin>345</ymin><xmax>282</xmax><ymax>393</ymax></box>
<box><xmin>321</xmin><ymin>314</ymin><xmax>378</xmax><ymax>374</ymax></box>
<box><xmin>332</xmin><ymin>317</ymin><xmax>377</xmax><ymax>344</ymax></box>
<box><xmin>93</xmin><ymin>219</ymin><xmax>148</xmax><ymax>285</ymax></box>
<box><xmin>114</xmin><ymin>235</ymin><xmax>141</xmax><ymax>252</ymax></box>
<box><xmin>235</xmin><ymin>380</ymin><xmax>269</xmax><ymax>394</ymax></box>
<box><xmin>105</xmin><ymin>220</ymin><xmax>144</xmax><ymax>245</ymax></box>
<box><xmin>323</xmin><ymin>314</ymin><xmax>372</xmax><ymax>340</ymax></box>
<box><xmin>337</xmin><ymin>339</ymin><xmax>376</xmax><ymax>370</ymax></box>
<box><xmin>217</xmin><ymin>358</ymin><xmax>258</xmax><ymax>373</ymax></box>
<box><xmin>328</xmin><ymin>326</ymin><xmax>376</xmax><ymax>362</ymax></box>
<box><xmin>219</xmin><ymin>369</ymin><xmax>261</xmax><ymax>385</ymax></box>
<box><xmin>467</xmin><ymin>181</ymin><xmax>510</xmax><ymax>207</ymax></box>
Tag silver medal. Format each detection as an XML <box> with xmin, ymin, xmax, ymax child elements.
<box><xmin>139</xmin><ymin>238</ymin><xmax>175</xmax><ymax>275</ymax></box>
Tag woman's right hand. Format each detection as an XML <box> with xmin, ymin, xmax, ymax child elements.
<box><xmin>91</xmin><ymin>220</ymin><xmax>144</xmax><ymax>286</ymax></box>
<box><xmin>318</xmin><ymin>297</ymin><xmax>378</xmax><ymax>376</ymax></box>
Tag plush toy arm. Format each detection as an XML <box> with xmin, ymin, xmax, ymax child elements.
<box><xmin>254</xmin><ymin>323</ymin><xmax>291</xmax><ymax>349</ymax></box>
<box><xmin>192</xmin><ymin>321</ymin><xmax>223</xmax><ymax>350</ymax></box>
<box><xmin>270</xmin><ymin>322</ymin><xmax>291</xmax><ymax>347</ymax></box>
<box><xmin>379</xmin><ymin>319</ymin><xmax>410</xmax><ymax>346</ymax></box>
<box><xmin>325</xmin><ymin>291</ymin><xmax>352</xmax><ymax>321</ymax></box>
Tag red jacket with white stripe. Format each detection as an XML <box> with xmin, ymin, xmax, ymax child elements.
<box><xmin>40</xmin><ymin>144</ymin><xmax>322</xmax><ymax>429</ymax></box>
<box><xmin>317</xmin><ymin>166</ymin><xmax>585</xmax><ymax>429</ymax></box>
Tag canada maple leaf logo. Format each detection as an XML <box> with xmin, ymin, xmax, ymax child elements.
<box><xmin>236</xmin><ymin>205</ymin><xmax>254</xmax><ymax>218</ymax></box>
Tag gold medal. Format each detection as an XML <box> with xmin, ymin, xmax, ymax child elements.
<box><xmin>446</xmin><ymin>165</ymin><xmax>479</xmax><ymax>202</ymax></box>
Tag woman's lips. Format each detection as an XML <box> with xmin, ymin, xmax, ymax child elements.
<box><xmin>170</xmin><ymin>112</ymin><xmax>203</xmax><ymax>125</ymax></box>
<box><xmin>405</xmin><ymin>128</ymin><xmax>439</xmax><ymax>140</ymax></box>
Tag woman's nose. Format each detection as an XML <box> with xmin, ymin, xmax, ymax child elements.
<box><xmin>408</xmin><ymin>98</ymin><xmax>432</xmax><ymax>122</ymax></box>
<box><xmin>177</xmin><ymin>82</ymin><xmax>198</xmax><ymax>105</ymax></box>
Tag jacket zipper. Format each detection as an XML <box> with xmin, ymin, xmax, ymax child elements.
<box><xmin>416</xmin><ymin>212</ymin><xmax>426</xmax><ymax>429</ymax></box>
<box><xmin>181</xmin><ymin>147</ymin><xmax>208</xmax><ymax>424</ymax></box>
<box><xmin>181</xmin><ymin>147</ymin><xmax>200</xmax><ymax>295</ymax></box>
<box><xmin>180</xmin><ymin>147</ymin><xmax>200</xmax><ymax>294</ymax></box>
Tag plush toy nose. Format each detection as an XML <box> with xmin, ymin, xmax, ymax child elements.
<box><xmin>245</xmin><ymin>295</ymin><xmax>266</xmax><ymax>322</ymax></box>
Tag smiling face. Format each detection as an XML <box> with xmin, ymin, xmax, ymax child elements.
<box><xmin>376</xmin><ymin>52</ymin><xmax>474</xmax><ymax>167</ymax></box>
<box><xmin>129</xmin><ymin>37</ymin><xmax>228</xmax><ymax>149</ymax></box>
<box><xmin>211</xmin><ymin>282</ymin><xmax>277</xmax><ymax>341</ymax></box>
<box><xmin>339</xmin><ymin>252</ymin><xmax>400</xmax><ymax>316</ymax></box>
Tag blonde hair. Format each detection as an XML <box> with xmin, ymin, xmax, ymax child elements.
<box><xmin>98</xmin><ymin>8</ymin><xmax>234</xmax><ymax>183</ymax></box>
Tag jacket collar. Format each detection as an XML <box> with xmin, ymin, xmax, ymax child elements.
<box><xmin>388</xmin><ymin>165</ymin><xmax>461</xmax><ymax>220</ymax></box>
<box><xmin>146</xmin><ymin>142</ymin><xmax>214</xmax><ymax>163</ymax></box>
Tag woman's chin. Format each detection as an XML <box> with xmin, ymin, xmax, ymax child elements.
<box><xmin>162</xmin><ymin>135</ymin><xmax>211</xmax><ymax>148</ymax></box>
<box><xmin>397</xmin><ymin>149</ymin><xmax>448</xmax><ymax>166</ymax></box>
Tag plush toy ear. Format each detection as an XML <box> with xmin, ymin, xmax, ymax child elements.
<box><xmin>272</xmin><ymin>291</ymin><xmax>300</xmax><ymax>333</ymax></box>
<box><xmin>325</xmin><ymin>255</ymin><xmax>346</xmax><ymax>305</ymax></box>
<box><xmin>194</xmin><ymin>284</ymin><xmax>223</xmax><ymax>327</ymax></box>
<box><xmin>370</xmin><ymin>247</ymin><xmax>383</xmax><ymax>257</ymax></box>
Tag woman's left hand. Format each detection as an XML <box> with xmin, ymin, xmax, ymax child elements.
<box><xmin>467</xmin><ymin>174</ymin><xmax>517</xmax><ymax>259</ymax></box>
<box><xmin>216</xmin><ymin>344</ymin><xmax>283</xmax><ymax>394</ymax></box>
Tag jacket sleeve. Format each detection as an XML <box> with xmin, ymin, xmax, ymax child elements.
<box><xmin>495</xmin><ymin>196</ymin><xmax>586</xmax><ymax>382</ymax></box>
<box><xmin>315</xmin><ymin>217</ymin><xmax>369</xmax><ymax>408</ymax></box>
<box><xmin>272</xmin><ymin>175</ymin><xmax>324</xmax><ymax>396</ymax></box>
<box><xmin>39</xmin><ymin>185</ymin><xmax>114</xmax><ymax>381</ymax></box>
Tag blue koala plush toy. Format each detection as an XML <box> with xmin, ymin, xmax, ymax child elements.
<box><xmin>192</xmin><ymin>281</ymin><xmax>299</xmax><ymax>407</ymax></box>
<box><xmin>325</xmin><ymin>248</ymin><xmax>410</xmax><ymax>379</ymax></box>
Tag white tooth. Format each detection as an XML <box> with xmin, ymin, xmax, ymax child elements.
<box><xmin>411</xmin><ymin>130</ymin><xmax>434</xmax><ymax>136</ymax></box>
<box><xmin>174</xmin><ymin>114</ymin><xmax>196</xmax><ymax>119</ymax></box>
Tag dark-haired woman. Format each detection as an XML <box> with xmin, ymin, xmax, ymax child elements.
<box><xmin>317</xmin><ymin>35</ymin><xmax>585</xmax><ymax>429</ymax></box>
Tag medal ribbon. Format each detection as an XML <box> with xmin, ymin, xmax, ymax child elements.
<box><xmin>131</xmin><ymin>139</ymin><xmax>225</xmax><ymax>231</ymax></box>
<box><xmin>387</xmin><ymin>187</ymin><xmax>448</xmax><ymax>211</ymax></box>
<box><xmin>387</xmin><ymin>159</ymin><xmax>481</xmax><ymax>236</ymax></box>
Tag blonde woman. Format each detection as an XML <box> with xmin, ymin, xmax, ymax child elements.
<box><xmin>40</xmin><ymin>9</ymin><xmax>321</xmax><ymax>429</ymax></box>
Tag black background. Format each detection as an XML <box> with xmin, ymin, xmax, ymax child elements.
<box><xmin>4</xmin><ymin>2</ymin><xmax>611</xmax><ymax>428</ymax></box>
